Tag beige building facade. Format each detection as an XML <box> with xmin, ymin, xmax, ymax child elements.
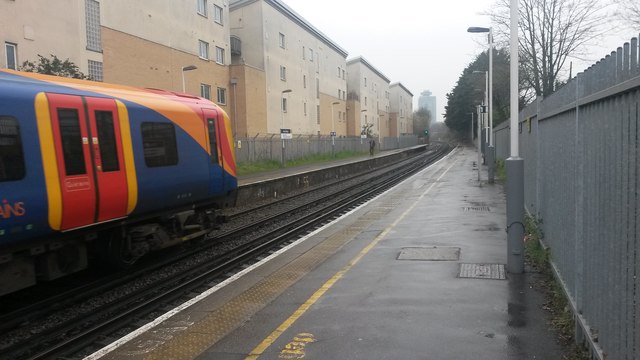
<box><xmin>1</xmin><ymin>0</ymin><xmax>232</xmax><ymax>112</ymax></box>
<box><xmin>1</xmin><ymin>0</ymin><xmax>102</xmax><ymax>78</ymax></box>
<box><xmin>390</xmin><ymin>82</ymin><xmax>414</xmax><ymax>136</ymax></box>
<box><xmin>229</xmin><ymin>0</ymin><xmax>347</xmax><ymax>137</ymax></box>
<box><xmin>346</xmin><ymin>57</ymin><xmax>390</xmax><ymax>139</ymax></box>
<box><xmin>1</xmin><ymin>0</ymin><xmax>415</xmax><ymax>142</ymax></box>
<box><xmin>100</xmin><ymin>0</ymin><xmax>232</xmax><ymax>115</ymax></box>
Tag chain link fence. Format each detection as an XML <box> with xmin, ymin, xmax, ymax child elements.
<box><xmin>234</xmin><ymin>134</ymin><xmax>421</xmax><ymax>163</ymax></box>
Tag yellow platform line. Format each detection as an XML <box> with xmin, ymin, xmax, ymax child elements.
<box><xmin>246</xmin><ymin>156</ymin><xmax>458</xmax><ymax>359</ymax></box>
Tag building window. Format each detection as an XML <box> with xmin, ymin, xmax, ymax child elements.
<box><xmin>85</xmin><ymin>0</ymin><xmax>102</xmax><ymax>52</ymax></box>
<box><xmin>217</xmin><ymin>87</ymin><xmax>226</xmax><ymax>104</ymax></box>
<box><xmin>302</xmin><ymin>46</ymin><xmax>306</xmax><ymax>60</ymax></box>
<box><xmin>317</xmin><ymin>105</ymin><xmax>320</xmax><ymax>124</ymax></box>
<box><xmin>303</xmin><ymin>75</ymin><xmax>306</xmax><ymax>88</ymax></box>
<box><xmin>279</xmin><ymin>33</ymin><xmax>285</xmax><ymax>49</ymax></box>
<box><xmin>304</xmin><ymin>102</ymin><xmax>307</xmax><ymax>116</ymax></box>
<box><xmin>282</xmin><ymin>97</ymin><xmax>288</xmax><ymax>112</ymax></box>
<box><xmin>280</xmin><ymin>65</ymin><xmax>286</xmax><ymax>81</ymax></box>
<box><xmin>141</xmin><ymin>122</ymin><xmax>178</xmax><ymax>167</ymax></box>
<box><xmin>201</xmin><ymin>83</ymin><xmax>211</xmax><ymax>99</ymax></box>
<box><xmin>199</xmin><ymin>40</ymin><xmax>209</xmax><ymax>59</ymax></box>
<box><xmin>215</xmin><ymin>46</ymin><xmax>225</xmax><ymax>64</ymax></box>
<box><xmin>337</xmin><ymin>67</ymin><xmax>341</xmax><ymax>77</ymax></box>
<box><xmin>0</xmin><ymin>116</ymin><xmax>25</xmax><ymax>182</ymax></box>
<box><xmin>365</xmin><ymin>97</ymin><xmax>367</xmax><ymax>106</ymax></box>
<box><xmin>197</xmin><ymin>0</ymin><xmax>207</xmax><ymax>16</ymax></box>
<box><xmin>342</xmin><ymin>69</ymin><xmax>345</xmax><ymax>79</ymax></box>
<box><xmin>309</xmin><ymin>48</ymin><xmax>314</xmax><ymax>61</ymax></box>
<box><xmin>338</xmin><ymin>89</ymin><xmax>341</xmax><ymax>99</ymax></box>
<box><xmin>364</xmin><ymin>77</ymin><xmax>367</xmax><ymax>87</ymax></box>
<box><xmin>316</xmin><ymin>78</ymin><xmax>319</xmax><ymax>99</ymax></box>
<box><xmin>5</xmin><ymin>43</ymin><xmax>17</xmax><ymax>70</ymax></box>
<box><xmin>88</xmin><ymin>60</ymin><xmax>103</xmax><ymax>81</ymax></box>
<box><xmin>213</xmin><ymin>4</ymin><xmax>223</xmax><ymax>24</ymax></box>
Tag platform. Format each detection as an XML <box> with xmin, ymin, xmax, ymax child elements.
<box><xmin>89</xmin><ymin>146</ymin><xmax>563</xmax><ymax>360</ymax></box>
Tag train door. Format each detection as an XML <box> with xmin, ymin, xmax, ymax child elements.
<box><xmin>202</xmin><ymin>108</ymin><xmax>224</xmax><ymax>195</ymax></box>
<box><xmin>47</xmin><ymin>94</ymin><xmax>128</xmax><ymax>230</ymax></box>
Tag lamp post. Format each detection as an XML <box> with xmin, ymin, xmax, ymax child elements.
<box><xmin>331</xmin><ymin>101</ymin><xmax>340</xmax><ymax>157</ymax></box>
<box><xmin>467</xmin><ymin>26</ymin><xmax>495</xmax><ymax>183</ymax></box>
<box><xmin>181</xmin><ymin>65</ymin><xmax>198</xmax><ymax>93</ymax></box>
<box><xmin>281</xmin><ymin>89</ymin><xmax>292</xmax><ymax>166</ymax></box>
<box><xmin>473</xmin><ymin>70</ymin><xmax>489</xmax><ymax>167</ymax></box>
<box><xmin>506</xmin><ymin>0</ymin><xmax>524</xmax><ymax>273</ymax></box>
<box><xmin>360</xmin><ymin>109</ymin><xmax>367</xmax><ymax>144</ymax></box>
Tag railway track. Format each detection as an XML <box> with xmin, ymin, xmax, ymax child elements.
<box><xmin>0</xmin><ymin>143</ymin><xmax>450</xmax><ymax>360</ymax></box>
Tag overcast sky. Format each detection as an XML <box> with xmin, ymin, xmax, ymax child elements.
<box><xmin>282</xmin><ymin>0</ymin><xmax>635</xmax><ymax>122</ymax></box>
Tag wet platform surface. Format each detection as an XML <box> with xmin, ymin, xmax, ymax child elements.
<box><xmin>91</xmin><ymin>146</ymin><xmax>563</xmax><ymax>360</ymax></box>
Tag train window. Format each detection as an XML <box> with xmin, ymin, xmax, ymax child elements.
<box><xmin>0</xmin><ymin>116</ymin><xmax>26</xmax><ymax>182</ymax></box>
<box><xmin>58</xmin><ymin>108</ymin><xmax>87</xmax><ymax>176</ymax></box>
<box><xmin>95</xmin><ymin>110</ymin><xmax>119</xmax><ymax>172</ymax></box>
<box><xmin>141</xmin><ymin>122</ymin><xmax>178</xmax><ymax>167</ymax></box>
<box><xmin>207</xmin><ymin>119</ymin><xmax>219</xmax><ymax>163</ymax></box>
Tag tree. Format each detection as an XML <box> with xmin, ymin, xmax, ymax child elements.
<box><xmin>444</xmin><ymin>49</ymin><xmax>512</xmax><ymax>139</ymax></box>
<box><xmin>614</xmin><ymin>0</ymin><xmax>640</xmax><ymax>30</ymax></box>
<box><xmin>20</xmin><ymin>54</ymin><xmax>88</xmax><ymax>79</ymax></box>
<box><xmin>412</xmin><ymin>108</ymin><xmax>431</xmax><ymax>137</ymax></box>
<box><xmin>487</xmin><ymin>0</ymin><xmax>609</xmax><ymax>99</ymax></box>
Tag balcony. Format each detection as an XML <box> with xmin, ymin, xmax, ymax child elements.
<box><xmin>230</xmin><ymin>35</ymin><xmax>241</xmax><ymax>56</ymax></box>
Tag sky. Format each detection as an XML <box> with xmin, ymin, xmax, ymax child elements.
<box><xmin>281</xmin><ymin>0</ymin><xmax>635</xmax><ymax>123</ymax></box>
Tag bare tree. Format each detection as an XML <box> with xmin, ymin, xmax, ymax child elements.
<box><xmin>487</xmin><ymin>0</ymin><xmax>610</xmax><ymax>98</ymax></box>
<box><xmin>614</xmin><ymin>0</ymin><xmax>640</xmax><ymax>30</ymax></box>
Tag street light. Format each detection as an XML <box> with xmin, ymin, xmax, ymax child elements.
<box><xmin>181</xmin><ymin>65</ymin><xmax>198</xmax><ymax>93</ymax></box>
<box><xmin>360</xmin><ymin>109</ymin><xmax>367</xmax><ymax>144</ymax></box>
<box><xmin>467</xmin><ymin>26</ymin><xmax>495</xmax><ymax>182</ymax></box>
<box><xmin>473</xmin><ymin>70</ymin><xmax>489</xmax><ymax>166</ymax></box>
<box><xmin>331</xmin><ymin>101</ymin><xmax>340</xmax><ymax>156</ymax></box>
<box><xmin>281</xmin><ymin>89</ymin><xmax>292</xmax><ymax>166</ymax></box>
<box><xmin>506</xmin><ymin>0</ymin><xmax>524</xmax><ymax>273</ymax></box>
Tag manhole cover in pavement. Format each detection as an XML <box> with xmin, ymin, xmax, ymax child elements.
<box><xmin>397</xmin><ymin>246</ymin><xmax>460</xmax><ymax>261</ymax></box>
<box><xmin>458</xmin><ymin>263</ymin><xmax>506</xmax><ymax>280</ymax></box>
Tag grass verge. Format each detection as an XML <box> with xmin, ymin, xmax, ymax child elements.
<box><xmin>524</xmin><ymin>215</ymin><xmax>590</xmax><ymax>359</ymax></box>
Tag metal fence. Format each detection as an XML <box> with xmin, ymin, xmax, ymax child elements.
<box><xmin>494</xmin><ymin>35</ymin><xmax>640</xmax><ymax>359</ymax></box>
<box><xmin>234</xmin><ymin>134</ymin><xmax>421</xmax><ymax>163</ymax></box>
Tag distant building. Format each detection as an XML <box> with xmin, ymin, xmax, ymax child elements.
<box><xmin>389</xmin><ymin>83</ymin><xmax>413</xmax><ymax>136</ymax></box>
<box><xmin>418</xmin><ymin>90</ymin><xmax>437</xmax><ymax>122</ymax></box>
<box><xmin>230</xmin><ymin>0</ymin><xmax>348</xmax><ymax>137</ymax></box>
<box><xmin>345</xmin><ymin>56</ymin><xmax>390</xmax><ymax>138</ymax></box>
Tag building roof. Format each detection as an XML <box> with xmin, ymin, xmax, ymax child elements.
<box><xmin>230</xmin><ymin>0</ymin><xmax>348</xmax><ymax>58</ymax></box>
<box><xmin>390</xmin><ymin>82</ymin><xmax>413</xmax><ymax>97</ymax></box>
<box><xmin>346</xmin><ymin>56</ymin><xmax>390</xmax><ymax>84</ymax></box>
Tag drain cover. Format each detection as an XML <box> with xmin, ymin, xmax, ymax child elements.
<box><xmin>397</xmin><ymin>246</ymin><xmax>460</xmax><ymax>261</ymax></box>
<box><xmin>458</xmin><ymin>263</ymin><xmax>506</xmax><ymax>280</ymax></box>
<box><xmin>463</xmin><ymin>206</ymin><xmax>491</xmax><ymax>212</ymax></box>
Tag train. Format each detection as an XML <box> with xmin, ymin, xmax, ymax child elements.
<box><xmin>0</xmin><ymin>69</ymin><xmax>238</xmax><ymax>296</ymax></box>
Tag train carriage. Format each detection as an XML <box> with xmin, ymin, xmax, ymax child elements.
<box><xmin>0</xmin><ymin>69</ymin><xmax>237</xmax><ymax>295</ymax></box>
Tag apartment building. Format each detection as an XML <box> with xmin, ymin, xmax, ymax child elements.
<box><xmin>100</xmin><ymin>0</ymin><xmax>231</xmax><ymax>106</ymax></box>
<box><xmin>229</xmin><ymin>0</ymin><xmax>347</xmax><ymax>137</ymax></box>
<box><xmin>1</xmin><ymin>0</ymin><xmax>414</xmax><ymax>141</ymax></box>
<box><xmin>346</xmin><ymin>57</ymin><xmax>390</xmax><ymax>139</ymax></box>
<box><xmin>1</xmin><ymin>0</ymin><xmax>231</xmax><ymax>109</ymax></box>
<box><xmin>390</xmin><ymin>82</ymin><xmax>414</xmax><ymax>136</ymax></box>
<box><xmin>1</xmin><ymin>0</ymin><xmax>102</xmax><ymax>79</ymax></box>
